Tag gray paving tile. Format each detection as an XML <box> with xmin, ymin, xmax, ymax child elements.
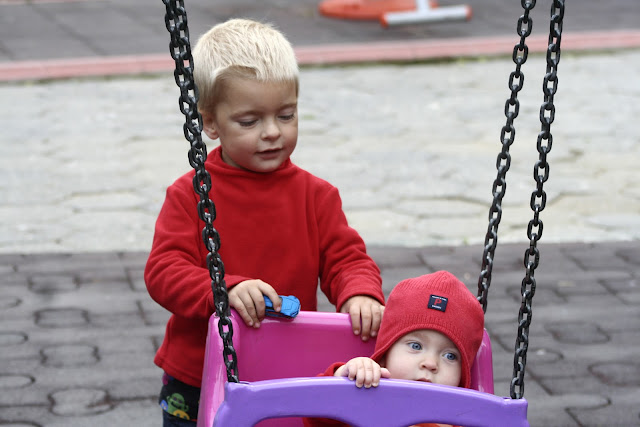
<box><xmin>569</xmin><ymin>389</ymin><xmax>640</xmax><ymax>427</ymax></box>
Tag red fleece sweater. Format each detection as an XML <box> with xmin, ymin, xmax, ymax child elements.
<box><xmin>145</xmin><ymin>146</ymin><xmax>384</xmax><ymax>387</ymax></box>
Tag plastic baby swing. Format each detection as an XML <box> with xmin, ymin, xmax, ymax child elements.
<box><xmin>159</xmin><ymin>1</ymin><xmax>565</xmax><ymax>425</ymax></box>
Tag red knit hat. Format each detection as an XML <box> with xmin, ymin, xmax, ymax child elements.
<box><xmin>370</xmin><ymin>271</ymin><xmax>485</xmax><ymax>389</ymax></box>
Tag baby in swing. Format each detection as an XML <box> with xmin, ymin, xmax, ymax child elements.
<box><xmin>305</xmin><ymin>270</ymin><xmax>485</xmax><ymax>427</ymax></box>
<box><xmin>145</xmin><ymin>18</ymin><xmax>385</xmax><ymax>426</ymax></box>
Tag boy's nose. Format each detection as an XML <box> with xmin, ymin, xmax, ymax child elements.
<box><xmin>261</xmin><ymin>118</ymin><xmax>281</xmax><ymax>140</ymax></box>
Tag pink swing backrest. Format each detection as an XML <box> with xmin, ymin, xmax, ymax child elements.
<box><xmin>198</xmin><ymin>311</ymin><xmax>500</xmax><ymax>427</ymax></box>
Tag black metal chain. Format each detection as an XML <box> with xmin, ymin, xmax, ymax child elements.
<box><xmin>477</xmin><ymin>0</ymin><xmax>537</xmax><ymax>313</ymax></box>
<box><xmin>161</xmin><ymin>0</ymin><xmax>239</xmax><ymax>383</ymax></box>
<box><xmin>511</xmin><ymin>0</ymin><xmax>564</xmax><ymax>400</ymax></box>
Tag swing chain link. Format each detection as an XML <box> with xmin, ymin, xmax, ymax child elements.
<box><xmin>477</xmin><ymin>0</ymin><xmax>537</xmax><ymax>313</ymax></box>
<box><xmin>511</xmin><ymin>0</ymin><xmax>564</xmax><ymax>400</ymax></box>
<box><xmin>162</xmin><ymin>0</ymin><xmax>239</xmax><ymax>383</ymax></box>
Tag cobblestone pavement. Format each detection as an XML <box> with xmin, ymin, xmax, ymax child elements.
<box><xmin>0</xmin><ymin>0</ymin><xmax>639</xmax><ymax>426</ymax></box>
<box><xmin>2</xmin><ymin>50</ymin><xmax>640</xmax><ymax>253</ymax></box>
<box><xmin>2</xmin><ymin>243</ymin><xmax>639</xmax><ymax>426</ymax></box>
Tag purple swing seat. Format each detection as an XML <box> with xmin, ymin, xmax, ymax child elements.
<box><xmin>198</xmin><ymin>311</ymin><xmax>528</xmax><ymax>427</ymax></box>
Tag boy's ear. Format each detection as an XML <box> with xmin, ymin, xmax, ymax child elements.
<box><xmin>201</xmin><ymin>110</ymin><xmax>219</xmax><ymax>140</ymax></box>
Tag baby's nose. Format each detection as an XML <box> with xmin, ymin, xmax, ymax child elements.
<box><xmin>420</xmin><ymin>354</ymin><xmax>439</xmax><ymax>371</ymax></box>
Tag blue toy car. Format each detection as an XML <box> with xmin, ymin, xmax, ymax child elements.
<box><xmin>263</xmin><ymin>295</ymin><xmax>300</xmax><ymax>319</ymax></box>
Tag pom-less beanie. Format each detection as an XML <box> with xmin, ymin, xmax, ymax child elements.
<box><xmin>370</xmin><ymin>271</ymin><xmax>485</xmax><ymax>389</ymax></box>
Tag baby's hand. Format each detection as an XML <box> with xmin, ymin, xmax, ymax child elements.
<box><xmin>335</xmin><ymin>357</ymin><xmax>390</xmax><ymax>388</ymax></box>
<box><xmin>340</xmin><ymin>295</ymin><xmax>384</xmax><ymax>342</ymax></box>
<box><xmin>228</xmin><ymin>280</ymin><xmax>280</xmax><ymax>328</ymax></box>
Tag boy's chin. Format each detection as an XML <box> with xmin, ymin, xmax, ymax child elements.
<box><xmin>248</xmin><ymin>158</ymin><xmax>288</xmax><ymax>173</ymax></box>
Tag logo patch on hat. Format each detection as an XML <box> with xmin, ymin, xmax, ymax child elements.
<box><xmin>428</xmin><ymin>295</ymin><xmax>448</xmax><ymax>312</ymax></box>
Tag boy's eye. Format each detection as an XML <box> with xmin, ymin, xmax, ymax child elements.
<box><xmin>444</xmin><ymin>352</ymin><xmax>458</xmax><ymax>361</ymax></box>
<box><xmin>279</xmin><ymin>113</ymin><xmax>295</xmax><ymax>121</ymax></box>
<box><xmin>409</xmin><ymin>342</ymin><xmax>422</xmax><ymax>351</ymax></box>
<box><xmin>238</xmin><ymin>120</ymin><xmax>257</xmax><ymax>127</ymax></box>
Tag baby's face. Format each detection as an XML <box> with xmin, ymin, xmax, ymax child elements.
<box><xmin>383</xmin><ymin>329</ymin><xmax>462</xmax><ymax>387</ymax></box>
<box><xmin>210</xmin><ymin>77</ymin><xmax>298</xmax><ymax>173</ymax></box>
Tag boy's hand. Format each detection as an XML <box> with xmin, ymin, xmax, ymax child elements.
<box><xmin>335</xmin><ymin>357</ymin><xmax>391</xmax><ymax>388</ymax></box>
<box><xmin>228</xmin><ymin>280</ymin><xmax>281</xmax><ymax>328</ymax></box>
<box><xmin>340</xmin><ymin>295</ymin><xmax>384</xmax><ymax>342</ymax></box>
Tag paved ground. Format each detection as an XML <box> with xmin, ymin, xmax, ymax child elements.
<box><xmin>0</xmin><ymin>0</ymin><xmax>639</xmax><ymax>426</ymax></box>
<box><xmin>2</xmin><ymin>243</ymin><xmax>639</xmax><ymax>426</ymax></box>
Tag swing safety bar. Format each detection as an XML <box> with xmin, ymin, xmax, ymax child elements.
<box><xmin>215</xmin><ymin>377</ymin><xmax>528</xmax><ymax>427</ymax></box>
<box><xmin>198</xmin><ymin>311</ymin><xmax>496</xmax><ymax>426</ymax></box>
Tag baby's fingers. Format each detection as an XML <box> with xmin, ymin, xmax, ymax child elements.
<box><xmin>354</xmin><ymin>362</ymin><xmax>368</xmax><ymax>388</ymax></box>
<box><xmin>380</xmin><ymin>367</ymin><xmax>391</xmax><ymax>379</ymax></box>
<box><xmin>348</xmin><ymin>359</ymin><xmax>376</xmax><ymax>388</ymax></box>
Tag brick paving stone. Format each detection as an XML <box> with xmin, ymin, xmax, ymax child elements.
<box><xmin>616</xmin><ymin>291</ymin><xmax>640</xmax><ymax>305</ymax></box>
<box><xmin>34</xmin><ymin>308</ymin><xmax>90</xmax><ymax>329</ymax></box>
<box><xmin>570</xmin><ymin>389</ymin><xmax>640</xmax><ymax>427</ymax></box>
<box><xmin>125</xmin><ymin>266</ymin><xmax>147</xmax><ymax>292</ymax></box>
<box><xmin>29</xmin><ymin>275</ymin><xmax>79</xmax><ymax>293</ymax></box>
<box><xmin>367</xmin><ymin>245</ymin><xmax>425</xmax><ymax>268</ymax></box>
<box><xmin>528</xmin><ymin>393</ymin><xmax>609</xmax><ymax>427</ymax></box>
<box><xmin>379</xmin><ymin>265</ymin><xmax>437</xmax><ymax>294</ymax></box>
<box><xmin>538</xmin><ymin>372</ymin><xmax>637</xmax><ymax>399</ymax></box>
<box><xmin>527</xmin><ymin>356</ymin><xmax>597</xmax><ymax>380</ymax></box>
<box><xmin>603</xmin><ymin>276</ymin><xmax>640</xmax><ymax>293</ymax></box>
<box><xmin>551</xmin><ymin>279</ymin><xmax>611</xmax><ymax>296</ymax></box>
<box><xmin>418</xmin><ymin>246</ymin><xmax>483</xmax><ymax>277</ymax></box>
<box><xmin>545</xmin><ymin>322</ymin><xmax>611</xmax><ymax>345</ymax></box>
<box><xmin>505</xmin><ymin>285</ymin><xmax>568</xmax><ymax>306</ymax></box>
<box><xmin>617</xmin><ymin>246</ymin><xmax>640</xmax><ymax>265</ymax></box>
<box><xmin>565</xmin><ymin>244</ymin><xmax>636</xmax><ymax>271</ymax></box>
<box><xmin>40</xmin><ymin>343</ymin><xmax>99</xmax><ymax>368</ymax></box>
<box><xmin>49</xmin><ymin>388</ymin><xmax>113</xmax><ymax>416</ymax></box>
<box><xmin>137</xmin><ymin>299</ymin><xmax>172</xmax><ymax>327</ymax></box>
<box><xmin>590</xmin><ymin>361</ymin><xmax>640</xmax><ymax>387</ymax></box>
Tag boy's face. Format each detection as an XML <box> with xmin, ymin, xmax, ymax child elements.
<box><xmin>202</xmin><ymin>77</ymin><xmax>298</xmax><ymax>173</ymax></box>
<box><xmin>382</xmin><ymin>329</ymin><xmax>462</xmax><ymax>387</ymax></box>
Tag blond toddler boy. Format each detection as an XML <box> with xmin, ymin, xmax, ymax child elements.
<box><xmin>145</xmin><ymin>19</ymin><xmax>385</xmax><ymax>425</ymax></box>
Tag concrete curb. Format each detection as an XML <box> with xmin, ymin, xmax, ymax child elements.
<box><xmin>1</xmin><ymin>30</ymin><xmax>639</xmax><ymax>82</ymax></box>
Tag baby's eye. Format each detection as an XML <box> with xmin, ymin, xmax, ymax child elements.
<box><xmin>444</xmin><ymin>352</ymin><xmax>458</xmax><ymax>361</ymax></box>
<box><xmin>408</xmin><ymin>342</ymin><xmax>422</xmax><ymax>351</ymax></box>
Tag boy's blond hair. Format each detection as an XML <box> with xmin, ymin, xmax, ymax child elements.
<box><xmin>193</xmin><ymin>18</ymin><xmax>299</xmax><ymax>113</ymax></box>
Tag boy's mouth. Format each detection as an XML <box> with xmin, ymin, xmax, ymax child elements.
<box><xmin>257</xmin><ymin>148</ymin><xmax>281</xmax><ymax>155</ymax></box>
